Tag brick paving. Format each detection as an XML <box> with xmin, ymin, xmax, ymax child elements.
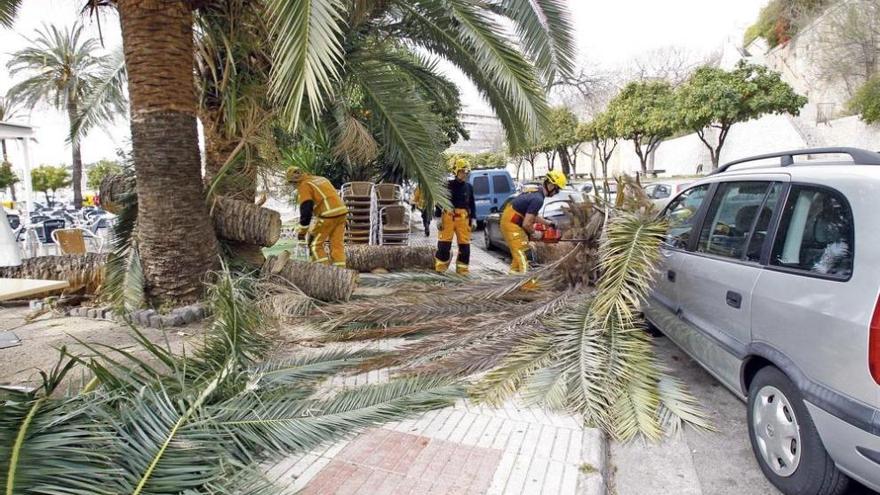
<box><xmin>266</xmin><ymin>398</ymin><xmax>604</xmax><ymax>494</ymax></box>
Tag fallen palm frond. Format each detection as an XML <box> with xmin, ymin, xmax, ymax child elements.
<box><xmin>3</xmin><ymin>268</ymin><xmax>464</xmax><ymax>493</ymax></box>
<box><xmin>309</xmin><ymin>198</ymin><xmax>711</xmax><ymax>441</ymax></box>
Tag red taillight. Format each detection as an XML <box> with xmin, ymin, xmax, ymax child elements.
<box><xmin>870</xmin><ymin>296</ymin><xmax>880</xmax><ymax>385</ymax></box>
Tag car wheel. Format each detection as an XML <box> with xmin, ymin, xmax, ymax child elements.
<box><xmin>747</xmin><ymin>367</ymin><xmax>849</xmax><ymax>495</ymax></box>
<box><xmin>483</xmin><ymin>227</ymin><xmax>494</xmax><ymax>251</ymax></box>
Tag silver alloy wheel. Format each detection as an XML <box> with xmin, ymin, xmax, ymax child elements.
<box><xmin>753</xmin><ymin>385</ymin><xmax>802</xmax><ymax>477</ymax></box>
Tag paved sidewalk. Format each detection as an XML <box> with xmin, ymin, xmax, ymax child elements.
<box><xmin>266</xmin><ymin>398</ymin><xmax>605</xmax><ymax>495</ymax></box>
<box><xmin>408</xmin><ymin>223</ymin><xmax>509</xmax><ymax>274</ymax></box>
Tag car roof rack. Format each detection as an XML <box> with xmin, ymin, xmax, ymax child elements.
<box><xmin>712</xmin><ymin>147</ymin><xmax>880</xmax><ymax>175</ymax></box>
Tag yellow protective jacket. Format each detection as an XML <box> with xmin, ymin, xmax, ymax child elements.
<box><xmin>412</xmin><ymin>187</ymin><xmax>426</xmax><ymax>210</ymax></box>
<box><xmin>297</xmin><ymin>175</ymin><xmax>348</xmax><ymax>218</ymax></box>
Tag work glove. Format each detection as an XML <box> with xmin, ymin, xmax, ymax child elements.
<box><xmin>434</xmin><ymin>206</ymin><xmax>442</xmax><ymax>218</ymax></box>
<box><xmin>530</xmin><ymin>230</ymin><xmax>544</xmax><ymax>241</ymax></box>
<box><xmin>470</xmin><ymin>219</ymin><xmax>477</xmax><ymax>231</ymax></box>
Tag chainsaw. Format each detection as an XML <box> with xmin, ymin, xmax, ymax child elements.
<box><xmin>533</xmin><ymin>223</ymin><xmax>590</xmax><ymax>243</ymax></box>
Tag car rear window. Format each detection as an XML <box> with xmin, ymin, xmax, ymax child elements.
<box><xmin>473</xmin><ymin>176</ymin><xmax>490</xmax><ymax>196</ymax></box>
<box><xmin>770</xmin><ymin>186</ymin><xmax>853</xmax><ymax>279</ymax></box>
<box><xmin>492</xmin><ymin>175</ymin><xmax>511</xmax><ymax>194</ymax></box>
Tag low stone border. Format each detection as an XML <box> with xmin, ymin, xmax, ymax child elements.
<box><xmin>64</xmin><ymin>303</ymin><xmax>209</xmax><ymax>328</ymax></box>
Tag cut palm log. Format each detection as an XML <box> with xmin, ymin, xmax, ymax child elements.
<box><xmin>211</xmin><ymin>196</ymin><xmax>281</xmax><ymax>247</ymax></box>
<box><xmin>101</xmin><ymin>174</ymin><xmax>282</xmax><ymax>247</ymax></box>
<box><xmin>0</xmin><ymin>253</ymin><xmax>107</xmax><ymax>294</ymax></box>
<box><xmin>261</xmin><ymin>255</ymin><xmax>356</xmax><ymax>302</ymax></box>
<box><xmin>99</xmin><ymin>173</ymin><xmax>133</xmax><ymax>215</ymax></box>
<box><xmin>344</xmin><ymin>245</ymin><xmax>435</xmax><ymax>272</ymax></box>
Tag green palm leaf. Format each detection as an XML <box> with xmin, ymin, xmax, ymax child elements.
<box><xmin>0</xmin><ymin>0</ymin><xmax>22</xmax><ymax>28</ymax></box>
<box><xmin>491</xmin><ymin>0</ymin><xmax>576</xmax><ymax>83</ymax></box>
<box><xmin>0</xmin><ymin>355</ymin><xmax>118</xmax><ymax>495</ymax></box>
<box><xmin>348</xmin><ymin>56</ymin><xmax>449</xmax><ymax>208</ymax></box>
<box><xmin>217</xmin><ymin>376</ymin><xmax>463</xmax><ymax>457</ymax></box>
<box><xmin>267</xmin><ymin>0</ymin><xmax>345</xmax><ymax>125</ymax></box>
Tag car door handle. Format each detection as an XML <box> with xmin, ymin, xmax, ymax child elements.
<box><xmin>667</xmin><ymin>270</ymin><xmax>676</xmax><ymax>282</ymax></box>
<box><xmin>726</xmin><ymin>291</ymin><xmax>742</xmax><ymax>309</ymax></box>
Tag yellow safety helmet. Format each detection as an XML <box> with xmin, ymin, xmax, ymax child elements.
<box><xmin>545</xmin><ymin>169</ymin><xmax>568</xmax><ymax>189</ymax></box>
<box><xmin>285</xmin><ymin>166</ymin><xmax>304</xmax><ymax>183</ymax></box>
<box><xmin>450</xmin><ymin>157</ymin><xmax>471</xmax><ymax>175</ymax></box>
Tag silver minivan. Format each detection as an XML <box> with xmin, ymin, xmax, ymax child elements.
<box><xmin>644</xmin><ymin>148</ymin><xmax>880</xmax><ymax>495</ymax></box>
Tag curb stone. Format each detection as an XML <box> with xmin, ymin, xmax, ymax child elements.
<box><xmin>578</xmin><ymin>429</ymin><xmax>608</xmax><ymax>495</ymax></box>
<box><xmin>64</xmin><ymin>302</ymin><xmax>210</xmax><ymax>328</ymax></box>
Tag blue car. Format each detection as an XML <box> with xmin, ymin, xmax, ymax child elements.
<box><xmin>469</xmin><ymin>168</ymin><xmax>515</xmax><ymax>223</ymax></box>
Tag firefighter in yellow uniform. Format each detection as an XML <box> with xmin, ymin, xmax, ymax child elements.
<box><xmin>500</xmin><ymin>170</ymin><xmax>566</xmax><ymax>286</ymax></box>
<box><xmin>434</xmin><ymin>159</ymin><xmax>477</xmax><ymax>275</ymax></box>
<box><xmin>286</xmin><ymin>167</ymin><xmax>349</xmax><ymax>267</ymax></box>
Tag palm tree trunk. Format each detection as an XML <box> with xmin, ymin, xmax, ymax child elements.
<box><xmin>117</xmin><ymin>0</ymin><xmax>219</xmax><ymax>305</ymax></box>
<box><xmin>66</xmin><ymin>102</ymin><xmax>84</xmax><ymax>209</ymax></box>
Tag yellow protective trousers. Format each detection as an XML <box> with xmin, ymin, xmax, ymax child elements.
<box><xmin>435</xmin><ymin>208</ymin><xmax>472</xmax><ymax>274</ymax></box>
<box><xmin>500</xmin><ymin>205</ymin><xmax>529</xmax><ymax>274</ymax></box>
<box><xmin>309</xmin><ymin>214</ymin><xmax>347</xmax><ymax>267</ymax></box>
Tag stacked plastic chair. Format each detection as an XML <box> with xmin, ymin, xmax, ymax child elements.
<box><xmin>341</xmin><ymin>182</ymin><xmax>376</xmax><ymax>245</ymax></box>
<box><xmin>375</xmin><ymin>184</ymin><xmax>410</xmax><ymax>246</ymax></box>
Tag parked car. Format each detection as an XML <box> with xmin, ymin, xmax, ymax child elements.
<box><xmin>644</xmin><ymin>147</ymin><xmax>880</xmax><ymax>495</ymax></box>
<box><xmin>643</xmin><ymin>179</ymin><xmax>693</xmax><ymax>209</ymax></box>
<box><xmin>483</xmin><ymin>187</ymin><xmax>584</xmax><ymax>252</ymax></box>
<box><xmin>469</xmin><ymin>168</ymin><xmax>516</xmax><ymax>223</ymax></box>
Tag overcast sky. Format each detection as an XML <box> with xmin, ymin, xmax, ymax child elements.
<box><xmin>0</xmin><ymin>0</ymin><xmax>767</xmax><ymax>171</ymax></box>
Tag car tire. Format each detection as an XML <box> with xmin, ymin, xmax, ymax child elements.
<box><xmin>483</xmin><ymin>228</ymin><xmax>494</xmax><ymax>251</ymax></box>
<box><xmin>747</xmin><ymin>366</ymin><xmax>849</xmax><ymax>495</ymax></box>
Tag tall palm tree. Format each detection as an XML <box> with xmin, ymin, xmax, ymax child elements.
<box><xmin>6</xmin><ymin>23</ymin><xmax>126</xmax><ymax>209</ymax></box>
<box><xmin>113</xmin><ymin>1</ymin><xmax>221</xmax><ymax>305</ymax></box>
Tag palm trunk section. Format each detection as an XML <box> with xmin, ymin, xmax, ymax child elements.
<box><xmin>67</xmin><ymin>102</ymin><xmax>83</xmax><ymax>209</ymax></box>
<box><xmin>117</xmin><ymin>0</ymin><xmax>219</xmax><ymax>305</ymax></box>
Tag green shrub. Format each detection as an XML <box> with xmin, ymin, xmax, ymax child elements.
<box><xmin>849</xmin><ymin>76</ymin><xmax>880</xmax><ymax>124</ymax></box>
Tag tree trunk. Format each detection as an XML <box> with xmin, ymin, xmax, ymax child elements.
<box><xmin>262</xmin><ymin>255</ymin><xmax>356</xmax><ymax>302</ymax></box>
<box><xmin>211</xmin><ymin>196</ymin><xmax>280</xmax><ymax>247</ymax></box>
<box><xmin>99</xmin><ymin>173</ymin><xmax>132</xmax><ymax>214</ymax></box>
<box><xmin>67</xmin><ymin>101</ymin><xmax>83</xmax><ymax>209</ymax></box>
<box><xmin>557</xmin><ymin>146</ymin><xmax>572</xmax><ymax>177</ymax></box>
<box><xmin>0</xmin><ymin>253</ymin><xmax>107</xmax><ymax>294</ymax></box>
<box><xmin>117</xmin><ymin>0</ymin><xmax>219</xmax><ymax>305</ymax></box>
<box><xmin>202</xmin><ymin>114</ymin><xmax>264</xmax><ymax>265</ymax></box>
<box><xmin>344</xmin><ymin>245</ymin><xmax>435</xmax><ymax>272</ymax></box>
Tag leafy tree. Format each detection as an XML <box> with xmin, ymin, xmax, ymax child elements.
<box><xmin>676</xmin><ymin>61</ymin><xmax>807</xmax><ymax>169</ymax></box>
<box><xmin>579</xmin><ymin>112</ymin><xmax>619</xmax><ymax>179</ymax></box>
<box><xmin>849</xmin><ymin>74</ymin><xmax>880</xmax><ymax>124</ymax></box>
<box><xmin>31</xmin><ymin>165</ymin><xmax>71</xmax><ymax>206</ymax></box>
<box><xmin>446</xmin><ymin>152</ymin><xmax>508</xmax><ymax>170</ymax></box>
<box><xmin>86</xmin><ymin>159</ymin><xmax>123</xmax><ymax>190</ymax></box>
<box><xmin>6</xmin><ymin>23</ymin><xmax>126</xmax><ymax>210</ymax></box>
<box><xmin>542</xmin><ymin>106</ymin><xmax>581</xmax><ymax>177</ymax></box>
<box><xmin>0</xmin><ymin>161</ymin><xmax>19</xmax><ymax>200</ymax></box>
<box><xmin>606</xmin><ymin>81</ymin><xmax>678</xmax><ymax>175</ymax></box>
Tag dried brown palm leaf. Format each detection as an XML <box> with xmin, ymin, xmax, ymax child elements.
<box><xmin>332</xmin><ymin>113</ymin><xmax>379</xmax><ymax>165</ymax></box>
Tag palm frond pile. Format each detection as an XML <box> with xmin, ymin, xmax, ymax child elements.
<box><xmin>0</xmin><ymin>269</ymin><xmax>463</xmax><ymax>493</ymax></box>
<box><xmin>304</xmin><ymin>183</ymin><xmax>710</xmax><ymax>441</ymax></box>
